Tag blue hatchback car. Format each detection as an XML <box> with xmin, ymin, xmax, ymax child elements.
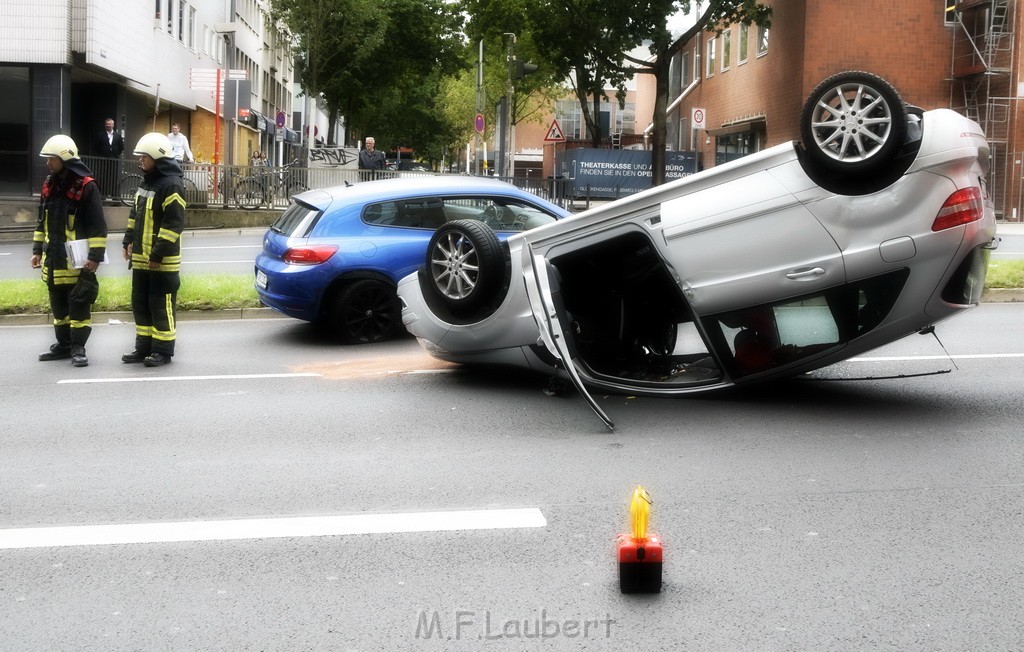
<box><xmin>254</xmin><ymin>176</ymin><xmax>570</xmax><ymax>343</ymax></box>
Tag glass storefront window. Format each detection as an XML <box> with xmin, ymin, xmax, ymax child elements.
<box><xmin>0</xmin><ymin>67</ymin><xmax>30</xmax><ymax>194</ymax></box>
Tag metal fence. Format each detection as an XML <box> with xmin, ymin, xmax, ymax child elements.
<box><xmin>82</xmin><ymin>155</ymin><xmax>581</xmax><ymax>212</ymax></box>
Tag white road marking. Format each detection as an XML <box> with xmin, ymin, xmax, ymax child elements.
<box><xmin>0</xmin><ymin>508</ymin><xmax>547</xmax><ymax>549</ymax></box>
<box><xmin>181</xmin><ymin>260</ymin><xmax>256</xmax><ymax>264</ymax></box>
<box><xmin>849</xmin><ymin>353</ymin><xmax>1024</xmax><ymax>362</ymax></box>
<box><xmin>182</xmin><ymin>245</ymin><xmax>262</xmax><ymax>250</ymax></box>
<box><xmin>0</xmin><ymin>252</ymin><xmax>12</xmax><ymax>256</ymax></box>
<box><xmin>58</xmin><ymin>373</ymin><xmax>321</xmax><ymax>384</ymax></box>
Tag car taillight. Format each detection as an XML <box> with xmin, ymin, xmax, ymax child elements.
<box><xmin>282</xmin><ymin>245</ymin><xmax>338</xmax><ymax>265</ymax></box>
<box><xmin>932</xmin><ymin>187</ymin><xmax>983</xmax><ymax>232</ymax></box>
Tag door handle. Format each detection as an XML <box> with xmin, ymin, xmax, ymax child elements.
<box><xmin>785</xmin><ymin>267</ymin><xmax>826</xmax><ymax>280</ymax></box>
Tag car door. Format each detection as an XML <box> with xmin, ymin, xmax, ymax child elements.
<box><xmin>658</xmin><ymin>168</ymin><xmax>845</xmax><ymax>316</ymax></box>
<box><xmin>521</xmin><ymin>241</ymin><xmax>615</xmax><ymax>430</ymax></box>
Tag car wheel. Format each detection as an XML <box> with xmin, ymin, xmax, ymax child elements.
<box><xmin>328</xmin><ymin>279</ymin><xmax>401</xmax><ymax>344</ymax></box>
<box><xmin>426</xmin><ymin>220</ymin><xmax>506</xmax><ymax>311</ymax></box>
<box><xmin>799</xmin><ymin>71</ymin><xmax>907</xmax><ymax>176</ymax></box>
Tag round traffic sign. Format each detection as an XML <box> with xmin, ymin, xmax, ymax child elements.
<box><xmin>276</xmin><ymin>111</ymin><xmax>286</xmax><ymax>128</ymax></box>
<box><xmin>474</xmin><ymin>113</ymin><xmax>485</xmax><ymax>134</ymax></box>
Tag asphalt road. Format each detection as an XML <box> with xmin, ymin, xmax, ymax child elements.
<box><xmin>1</xmin><ymin>306</ymin><xmax>1022</xmax><ymax>650</ymax></box>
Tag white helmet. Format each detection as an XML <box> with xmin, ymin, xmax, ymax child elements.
<box><xmin>133</xmin><ymin>132</ymin><xmax>174</xmax><ymax>159</ymax></box>
<box><xmin>39</xmin><ymin>135</ymin><xmax>80</xmax><ymax>161</ymax></box>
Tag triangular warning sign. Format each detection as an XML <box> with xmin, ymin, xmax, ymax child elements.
<box><xmin>544</xmin><ymin>119</ymin><xmax>566</xmax><ymax>142</ymax></box>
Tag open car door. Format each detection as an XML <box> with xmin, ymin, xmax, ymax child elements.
<box><xmin>521</xmin><ymin>242</ymin><xmax>615</xmax><ymax>430</ymax></box>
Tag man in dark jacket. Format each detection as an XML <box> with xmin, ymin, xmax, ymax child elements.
<box><xmin>94</xmin><ymin>118</ymin><xmax>125</xmax><ymax>199</ymax></box>
<box><xmin>358</xmin><ymin>136</ymin><xmax>386</xmax><ymax>180</ymax></box>
<box><xmin>121</xmin><ymin>132</ymin><xmax>186</xmax><ymax>367</ymax></box>
<box><xmin>31</xmin><ymin>135</ymin><xmax>108</xmax><ymax>367</ymax></box>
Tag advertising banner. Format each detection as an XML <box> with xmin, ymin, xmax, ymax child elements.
<box><xmin>557</xmin><ymin>149</ymin><xmax>698</xmax><ymax>198</ymax></box>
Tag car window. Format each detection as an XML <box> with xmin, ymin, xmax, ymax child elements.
<box><xmin>270</xmin><ymin>202</ymin><xmax>320</xmax><ymax>237</ymax></box>
<box><xmin>442</xmin><ymin>197</ymin><xmax>559</xmax><ymax>232</ymax></box>
<box><xmin>362</xmin><ymin>198</ymin><xmax>445</xmax><ymax>229</ymax></box>
<box><xmin>709</xmin><ymin>270</ymin><xmax>909</xmax><ymax>378</ymax></box>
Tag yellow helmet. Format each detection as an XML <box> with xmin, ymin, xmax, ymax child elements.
<box><xmin>133</xmin><ymin>132</ymin><xmax>174</xmax><ymax>159</ymax></box>
<box><xmin>39</xmin><ymin>135</ymin><xmax>80</xmax><ymax>161</ymax></box>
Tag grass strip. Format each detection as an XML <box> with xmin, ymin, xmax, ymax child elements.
<box><xmin>0</xmin><ymin>273</ymin><xmax>261</xmax><ymax>315</ymax></box>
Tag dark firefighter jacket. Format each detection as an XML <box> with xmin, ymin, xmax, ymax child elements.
<box><xmin>123</xmin><ymin>157</ymin><xmax>186</xmax><ymax>272</ymax></box>
<box><xmin>32</xmin><ymin>159</ymin><xmax>108</xmax><ymax>286</ymax></box>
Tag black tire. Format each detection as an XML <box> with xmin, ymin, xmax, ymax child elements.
<box><xmin>799</xmin><ymin>71</ymin><xmax>906</xmax><ymax>176</ymax></box>
<box><xmin>233</xmin><ymin>178</ymin><xmax>265</xmax><ymax>210</ymax></box>
<box><xmin>118</xmin><ymin>174</ymin><xmax>142</xmax><ymax>208</ymax></box>
<box><xmin>327</xmin><ymin>279</ymin><xmax>401</xmax><ymax>344</ymax></box>
<box><xmin>425</xmin><ymin>219</ymin><xmax>506</xmax><ymax>311</ymax></box>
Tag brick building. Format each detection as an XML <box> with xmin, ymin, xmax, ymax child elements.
<box><xmin>520</xmin><ymin>0</ymin><xmax>1023</xmax><ymax>220</ymax></box>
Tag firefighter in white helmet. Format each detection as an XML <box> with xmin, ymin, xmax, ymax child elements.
<box><xmin>31</xmin><ymin>134</ymin><xmax>108</xmax><ymax>368</ymax></box>
<box><xmin>121</xmin><ymin>132</ymin><xmax>186</xmax><ymax>367</ymax></box>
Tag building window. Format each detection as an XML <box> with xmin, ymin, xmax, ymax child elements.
<box><xmin>945</xmin><ymin>0</ymin><xmax>957</xmax><ymax>26</ymax></box>
<box><xmin>556</xmin><ymin>100</ymin><xmax>582</xmax><ymax>140</ymax></box>
<box><xmin>165</xmin><ymin>0</ymin><xmax>173</xmax><ymax>34</ymax></box>
<box><xmin>739</xmin><ymin>23</ymin><xmax>749</xmax><ymax>63</ymax></box>
<box><xmin>681</xmin><ymin>49</ymin><xmax>691</xmax><ymax>87</ymax></box>
<box><xmin>188</xmin><ymin>7</ymin><xmax>196</xmax><ymax>49</ymax></box>
<box><xmin>721</xmin><ymin>29</ymin><xmax>731</xmax><ymax>72</ymax></box>
<box><xmin>757</xmin><ymin>25</ymin><xmax>769</xmax><ymax>55</ymax></box>
<box><xmin>706</xmin><ymin>38</ymin><xmax>716</xmax><ymax>77</ymax></box>
<box><xmin>177</xmin><ymin>1</ymin><xmax>185</xmax><ymax>41</ymax></box>
<box><xmin>154</xmin><ymin>0</ymin><xmax>161</xmax><ymax>20</ymax></box>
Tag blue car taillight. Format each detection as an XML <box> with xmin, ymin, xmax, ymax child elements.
<box><xmin>282</xmin><ymin>245</ymin><xmax>339</xmax><ymax>265</ymax></box>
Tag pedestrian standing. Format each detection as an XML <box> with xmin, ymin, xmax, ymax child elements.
<box><xmin>121</xmin><ymin>133</ymin><xmax>186</xmax><ymax>367</ymax></box>
<box><xmin>358</xmin><ymin>136</ymin><xmax>386</xmax><ymax>180</ymax></box>
<box><xmin>167</xmin><ymin>122</ymin><xmax>194</xmax><ymax>163</ymax></box>
<box><xmin>94</xmin><ymin>117</ymin><xmax>125</xmax><ymax>199</ymax></box>
<box><xmin>31</xmin><ymin>135</ymin><xmax>108</xmax><ymax>368</ymax></box>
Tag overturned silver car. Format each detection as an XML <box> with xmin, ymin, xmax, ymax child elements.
<box><xmin>398</xmin><ymin>72</ymin><xmax>997</xmax><ymax>428</ymax></box>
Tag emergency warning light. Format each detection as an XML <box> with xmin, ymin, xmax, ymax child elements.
<box><xmin>617</xmin><ymin>485</ymin><xmax>663</xmax><ymax>593</ymax></box>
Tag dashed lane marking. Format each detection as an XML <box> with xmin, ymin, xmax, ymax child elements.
<box><xmin>58</xmin><ymin>372</ymin><xmax>322</xmax><ymax>384</ymax></box>
<box><xmin>849</xmin><ymin>353</ymin><xmax>1024</xmax><ymax>362</ymax></box>
<box><xmin>0</xmin><ymin>508</ymin><xmax>548</xmax><ymax>549</ymax></box>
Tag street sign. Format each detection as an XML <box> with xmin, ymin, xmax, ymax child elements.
<box><xmin>276</xmin><ymin>111</ymin><xmax>286</xmax><ymax>128</ymax></box>
<box><xmin>544</xmin><ymin>119</ymin><xmax>566</xmax><ymax>142</ymax></box>
<box><xmin>475</xmin><ymin>113</ymin><xmax>485</xmax><ymax>134</ymax></box>
<box><xmin>691</xmin><ymin>107</ymin><xmax>707</xmax><ymax>130</ymax></box>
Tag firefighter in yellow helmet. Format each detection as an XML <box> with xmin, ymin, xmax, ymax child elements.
<box><xmin>31</xmin><ymin>135</ymin><xmax>108</xmax><ymax>367</ymax></box>
<box><xmin>121</xmin><ymin>132</ymin><xmax>186</xmax><ymax>367</ymax></box>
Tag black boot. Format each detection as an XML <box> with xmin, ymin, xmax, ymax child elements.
<box><xmin>39</xmin><ymin>343</ymin><xmax>72</xmax><ymax>361</ymax></box>
<box><xmin>122</xmin><ymin>350</ymin><xmax>148</xmax><ymax>363</ymax></box>
<box><xmin>71</xmin><ymin>345</ymin><xmax>88</xmax><ymax>367</ymax></box>
<box><xmin>143</xmin><ymin>352</ymin><xmax>172</xmax><ymax>367</ymax></box>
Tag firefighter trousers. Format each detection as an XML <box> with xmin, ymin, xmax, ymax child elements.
<box><xmin>48</xmin><ymin>282</ymin><xmax>92</xmax><ymax>347</ymax></box>
<box><xmin>131</xmin><ymin>269</ymin><xmax>179</xmax><ymax>356</ymax></box>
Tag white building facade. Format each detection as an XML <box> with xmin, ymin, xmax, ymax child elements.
<box><xmin>0</xmin><ymin>0</ymin><xmax>298</xmax><ymax>194</ymax></box>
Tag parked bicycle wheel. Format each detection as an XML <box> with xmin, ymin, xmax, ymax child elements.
<box><xmin>117</xmin><ymin>174</ymin><xmax>142</xmax><ymax>208</ymax></box>
<box><xmin>233</xmin><ymin>177</ymin><xmax>266</xmax><ymax>210</ymax></box>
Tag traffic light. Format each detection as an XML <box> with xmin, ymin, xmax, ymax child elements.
<box><xmin>513</xmin><ymin>60</ymin><xmax>539</xmax><ymax>80</ymax></box>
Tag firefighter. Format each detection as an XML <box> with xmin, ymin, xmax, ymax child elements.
<box><xmin>121</xmin><ymin>132</ymin><xmax>186</xmax><ymax>367</ymax></box>
<box><xmin>31</xmin><ymin>135</ymin><xmax>108</xmax><ymax>368</ymax></box>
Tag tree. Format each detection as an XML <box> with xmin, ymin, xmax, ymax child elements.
<box><xmin>272</xmin><ymin>0</ymin><xmax>384</xmax><ymax>146</ymax></box>
<box><xmin>620</xmin><ymin>1</ymin><xmax>772</xmax><ymax>185</ymax></box>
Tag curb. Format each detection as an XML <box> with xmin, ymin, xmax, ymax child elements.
<box><xmin>0</xmin><ymin>307</ymin><xmax>289</xmax><ymax>326</ymax></box>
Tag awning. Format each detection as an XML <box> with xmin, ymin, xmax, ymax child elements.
<box><xmin>284</xmin><ymin>127</ymin><xmax>300</xmax><ymax>144</ymax></box>
<box><xmin>707</xmin><ymin>115</ymin><xmax>766</xmax><ymax>136</ymax></box>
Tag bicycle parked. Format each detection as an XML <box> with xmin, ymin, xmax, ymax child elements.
<box><xmin>118</xmin><ymin>170</ymin><xmax>198</xmax><ymax>208</ymax></box>
<box><xmin>237</xmin><ymin>158</ymin><xmax>309</xmax><ymax>210</ymax></box>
